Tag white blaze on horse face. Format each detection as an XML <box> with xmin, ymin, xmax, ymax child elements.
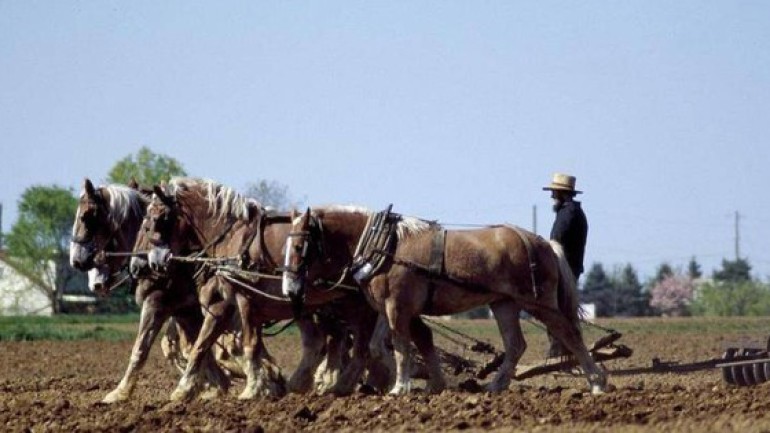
<box><xmin>281</xmin><ymin>237</ymin><xmax>300</xmax><ymax>297</ymax></box>
<box><xmin>69</xmin><ymin>206</ymin><xmax>86</xmax><ymax>268</ymax></box>
<box><xmin>147</xmin><ymin>245</ymin><xmax>172</xmax><ymax>271</ymax></box>
<box><xmin>69</xmin><ymin>241</ymin><xmax>84</xmax><ymax>268</ymax></box>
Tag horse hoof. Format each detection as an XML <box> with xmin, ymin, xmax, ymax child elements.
<box><xmin>590</xmin><ymin>384</ymin><xmax>607</xmax><ymax>395</ymax></box>
<box><xmin>199</xmin><ymin>387</ymin><xmax>224</xmax><ymax>401</ymax></box>
<box><xmin>485</xmin><ymin>380</ymin><xmax>510</xmax><ymax>393</ymax></box>
<box><xmin>101</xmin><ymin>389</ymin><xmax>128</xmax><ymax>404</ymax></box>
<box><xmin>237</xmin><ymin>389</ymin><xmax>258</xmax><ymax>400</ymax></box>
<box><xmin>170</xmin><ymin>388</ymin><xmax>193</xmax><ymax>402</ymax></box>
<box><xmin>388</xmin><ymin>384</ymin><xmax>411</xmax><ymax>395</ymax></box>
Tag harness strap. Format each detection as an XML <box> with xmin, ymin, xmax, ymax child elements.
<box><xmin>351</xmin><ymin>205</ymin><xmax>399</xmax><ymax>282</ymax></box>
<box><xmin>423</xmin><ymin>229</ymin><xmax>446</xmax><ymax>313</ymax></box>
<box><xmin>237</xmin><ymin>213</ymin><xmax>263</xmax><ymax>268</ymax></box>
<box><xmin>217</xmin><ymin>270</ymin><xmax>289</xmax><ymax>302</ymax></box>
<box><xmin>509</xmin><ymin>225</ymin><xmax>539</xmax><ymax>298</ymax></box>
<box><xmin>428</xmin><ymin>229</ymin><xmax>446</xmax><ymax>274</ymax></box>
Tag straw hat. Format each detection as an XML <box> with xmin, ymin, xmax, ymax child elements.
<box><xmin>542</xmin><ymin>173</ymin><xmax>582</xmax><ymax>194</ymax></box>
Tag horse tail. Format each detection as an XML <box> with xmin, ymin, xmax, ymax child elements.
<box><xmin>548</xmin><ymin>240</ymin><xmax>582</xmax><ymax>323</ymax></box>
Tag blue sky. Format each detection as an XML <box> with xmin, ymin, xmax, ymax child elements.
<box><xmin>1</xmin><ymin>1</ymin><xmax>769</xmax><ymax>280</ymax></box>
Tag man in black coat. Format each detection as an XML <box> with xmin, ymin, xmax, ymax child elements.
<box><xmin>543</xmin><ymin>173</ymin><xmax>588</xmax><ymax>357</ymax></box>
<box><xmin>544</xmin><ymin>173</ymin><xmax>588</xmax><ymax>281</ymax></box>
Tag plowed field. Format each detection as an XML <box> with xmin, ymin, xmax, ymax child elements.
<box><xmin>2</xmin><ymin>317</ymin><xmax>770</xmax><ymax>432</ymax></box>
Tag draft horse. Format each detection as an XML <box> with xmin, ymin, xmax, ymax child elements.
<box><xmin>130</xmin><ymin>178</ymin><xmax>383</xmax><ymax>400</ymax></box>
<box><xmin>69</xmin><ymin>178</ymin><xmax>231</xmax><ymax>402</ymax></box>
<box><xmin>282</xmin><ymin>206</ymin><xmax>608</xmax><ymax>395</ymax></box>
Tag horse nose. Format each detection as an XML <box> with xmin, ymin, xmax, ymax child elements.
<box><xmin>71</xmin><ymin>257</ymin><xmax>84</xmax><ymax>270</ymax></box>
<box><xmin>92</xmin><ymin>281</ymin><xmax>107</xmax><ymax>296</ymax></box>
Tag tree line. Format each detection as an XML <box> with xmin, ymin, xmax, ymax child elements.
<box><xmin>582</xmin><ymin>256</ymin><xmax>770</xmax><ymax>317</ymax></box>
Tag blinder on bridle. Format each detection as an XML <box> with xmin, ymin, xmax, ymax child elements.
<box><xmin>144</xmin><ymin>191</ymin><xmax>179</xmax><ymax>248</ymax></box>
<box><xmin>72</xmin><ymin>189</ymin><xmax>108</xmax><ymax>245</ymax></box>
<box><xmin>71</xmin><ymin>189</ymin><xmax>115</xmax><ymax>271</ymax></box>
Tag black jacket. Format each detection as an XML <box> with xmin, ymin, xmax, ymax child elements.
<box><xmin>550</xmin><ymin>200</ymin><xmax>588</xmax><ymax>279</ymax></box>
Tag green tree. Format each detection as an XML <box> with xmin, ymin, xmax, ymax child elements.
<box><xmin>243</xmin><ymin>180</ymin><xmax>299</xmax><ymax>211</ymax></box>
<box><xmin>713</xmin><ymin>258</ymin><xmax>752</xmax><ymax>283</ymax></box>
<box><xmin>690</xmin><ymin>280</ymin><xmax>770</xmax><ymax>316</ymax></box>
<box><xmin>687</xmin><ymin>256</ymin><xmax>703</xmax><ymax>280</ymax></box>
<box><xmin>581</xmin><ymin>263</ymin><xmax>614</xmax><ymax>317</ymax></box>
<box><xmin>653</xmin><ymin>262</ymin><xmax>674</xmax><ymax>285</ymax></box>
<box><xmin>107</xmin><ymin>146</ymin><xmax>187</xmax><ymax>186</ymax></box>
<box><xmin>612</xmin><ymin>264</ymin><xmax>649</xmax><ymax>316</ymax></box>
<box><xmin>5</xmin><ymin>185</ymin><xmax>81</xmax><ymax>313</ymax></box>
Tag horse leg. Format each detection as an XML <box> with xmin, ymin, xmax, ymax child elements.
<box><xmin>160</xmin><ymin>317</ymin><xmax>188</xmax><ymax>373</ymax></box>
<box><xmin>528</xmin><ymin>305</ymin><xmax>608</xmax><ymax>394</ymax></box>
<box><xmin>236</xmin><ymin>295</ymin><xmax>285</xmax><ymax>400</ymax></box>
<box><xmin>365</xmin><ymin>314</ymin><xmax>396</xmax><ymax>392</ymax></box>
<box><xmin>410</xmin><ymin>316</ymin><xmax>446</xmax><ymax>393</ymax></box>
<box><xmin>315</xmin><ymin>326</ymin><xmax>346</xmax><ymax>393</ymax></box>
<box><xmin>173</xmin><ymin>305</ymin><xmax>231</xmax><ymax>400</ymax></box>
<box><xmin>331</xmin><ymin>305</ymin><xmax>381</xmax><ymax>395</ymax></box>
<box><xmin>386</xmin><ymin>304</ymin><xmax>414</xmax><ymax>395</ymax></box>
<box><xmin>487</xmin><ymin>299</ymin><xmax>526</xmax><ymax>392</ymax></box>
<box><xmin>171</xmin><ymin>279</ymin><xmax>232</xmax><ymax>401</ymax></box>
<box><xmin>103</xmin><ymin>291</ymin><xmax>169</xmax><ymax>403</ymax></box>
<box><xmin>287</xmin><ymin>317</ymin><xmax>325</xmax><ymax>393</ymax></box>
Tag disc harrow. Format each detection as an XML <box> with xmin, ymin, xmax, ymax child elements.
<box><xmin>718</xmin><ymin>339</ymin><xmax>770</xmax><ymax>387</ymax></box>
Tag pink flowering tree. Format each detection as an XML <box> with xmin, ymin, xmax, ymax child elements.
<box><xmin>650</xmin><ymin>274</ymin><xmax>695</xmax><ymax>316</ymax></box>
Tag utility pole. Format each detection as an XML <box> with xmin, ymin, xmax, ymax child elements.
<box><xmin>532</xmin><ymin>205</ymin><xmax>537</xmax><ymax>235</ymax></box>
<box><xmin>734</xmin><ymin>211</ymin><xmax>741</xmax><ymax>260</ymax></box>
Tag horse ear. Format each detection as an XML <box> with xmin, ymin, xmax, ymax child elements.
<box><xmin>128</xmin><ymin>177</ymin><xmax>139</xmax><ymax>190</ymax></box>
<box><xmin>84</xmin><ymin>178</ymin><xmax>96</xmax><ymax>198</ymax></box>
<box><xmin>153</xmin><ymin>185</ymin><xmax>174</xmax><ymax>207</ymax></box>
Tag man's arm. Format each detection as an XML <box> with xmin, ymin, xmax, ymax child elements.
<box><xmin>550</xmin><ymin>206</ymin><xmax>575</xmax><ymax>241</ymax></box>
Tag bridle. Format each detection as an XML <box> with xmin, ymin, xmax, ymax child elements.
<box><xmin>72</xmin><ymin>189</ymin><xmax>125</xmax><ymax>268</ymax></box>
<box><xmin>282</xmin><ymin>214</ymin><xmax>324</xmax><ymax>280</ymax></box>
<box><xmin>142</xmin><ymin>192</ymin><xmax>239</xmax><ymax>267</ymax></box>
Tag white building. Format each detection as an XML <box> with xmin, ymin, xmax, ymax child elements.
<box><xmin>0</xmin><ymin>252</ymin><xmax>54</xmax><ymax>316</ymax></box>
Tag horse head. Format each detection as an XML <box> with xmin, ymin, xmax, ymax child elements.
<box><xmin>131</xmin><ymin>183</ymin><xmax>183</xmax><ymax>276</ymax></box>
<box><xmin>281</xmin><ymin>207</ymin><xmax>321</xmax><ymax>312</ymax></box>
<box><xmin>70</xmin><ymin>177</ymin><xmax>148</xmax><ymax>295</ymax></box>
<box><xmin>130</xmin><ymin>177</ymin><xmax>254</xmax><ymax>277</ymax></box>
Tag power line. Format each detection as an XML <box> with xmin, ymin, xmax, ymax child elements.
<box><xmin>735</xmin><ymin>211</ymin><xmax>741</xmax><ymax>260</ymax></box>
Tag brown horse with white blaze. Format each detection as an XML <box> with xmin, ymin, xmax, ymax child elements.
<box><xmin>282</xmin><ymin>206</ymin><xmax>608</xmax><ymax>395</ymax></box>
<box><xmin>69</xmin><ymin>178</ymin><xmax>232</xmax><ymax>403</ymax></box>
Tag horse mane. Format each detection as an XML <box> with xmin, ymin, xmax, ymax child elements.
<box><xmin>99</xmin><ymin>184</ymin><xmax>149</xmax><ymax>228</ymax></box>
<box><xmin>314</xmin><ymin>205</ymin><xmax>435</xmax><ymax>240</ymax></box>
<box><xmin>167</xmin><ymin>177</ymin><xmax>257</xmax><ymax>221</ymax></box>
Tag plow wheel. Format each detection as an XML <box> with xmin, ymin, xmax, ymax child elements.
<box><xmin>752</xmin><ymin>360</ymin><xmax>768</xmax><ymax>383</ymax></box>
<box><xmin>721</xmin><ymin>348</ymin><xmax>738</xmax><ymax>385</ymax></box>
<box><xmin>731</xmin><ymin>349</ymin><xmax>755</xmax><ymax>386</ymax></box>
<box><xmin>720</xmin><ymin>347</ymin><xmax>770</xmax><ymax>387</ymax></box>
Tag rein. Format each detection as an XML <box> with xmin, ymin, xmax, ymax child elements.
<box><xmin>216</xmin><ymin>268</ymin><xmax>289</xmax><ymax>302</ymax></box>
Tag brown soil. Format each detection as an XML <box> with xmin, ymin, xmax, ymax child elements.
<box><xmin>2</xmin><ymin>319</ymin><xmax>770</xmax><ymax>432</ymax></box>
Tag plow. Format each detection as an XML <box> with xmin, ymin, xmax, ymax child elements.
<box><xmin>422</xmin><ymin>317</ymin><xmax>634</xmax><ymax>386</ymax></box>
<box><xmin>425</xmin><ymin>317</ymin><xmax>770</xmax><ymax>389</ymax></box>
